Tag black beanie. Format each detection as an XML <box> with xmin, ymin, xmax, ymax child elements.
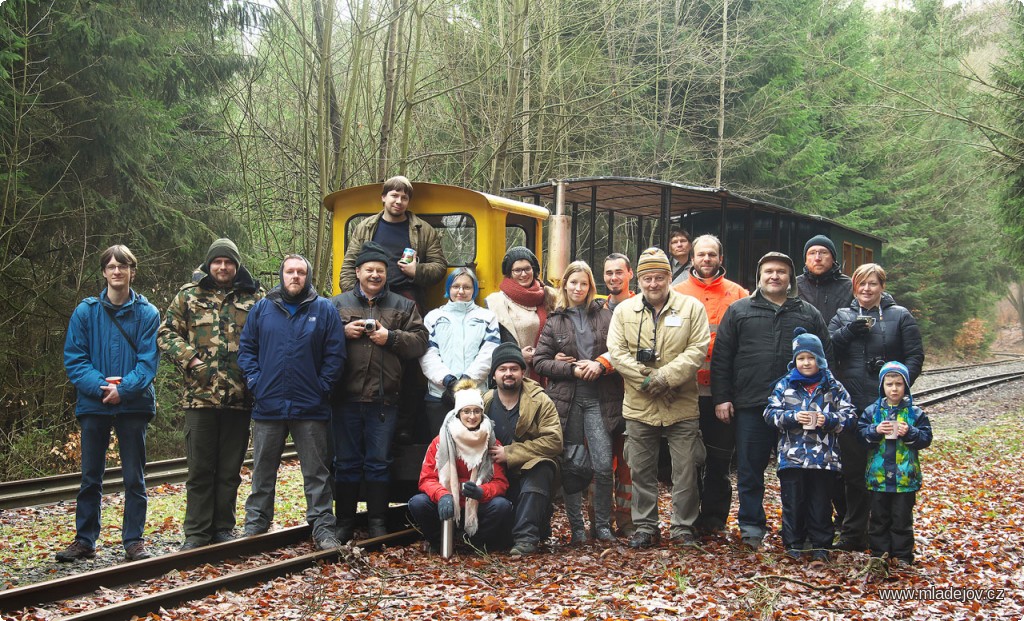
<box><xmin>803</xmin><ymin>235</ymin><xmax>837</xmax><ymax>261</ymax></box>
<box><xmin>206</xmin><ymin>238</ymin><xmax>241</xmax><ymax>267</ymax></box>
<box><xmin>501</xmin><ymin>246</ymin><xmax>540</xmax><ymax>278</ymax></box>
<box><xmin>490</xmin><ymin>342</ymin><xmax>527</xmax><ymax>377</ymax></box>
<box><xmin>356</xmin><ymin>241</ymin><xmax>391</xmax><ymax>267</ymax></box>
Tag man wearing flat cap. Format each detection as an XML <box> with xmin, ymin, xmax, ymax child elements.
<box><xmin>607</xmin><ymin>247</ymin><xmax>710</xmax><ymax>549</ymax></box>
<box><xmin>711</xmin><ymin>251</ymin><xmax>832</xmax><ymax>551</ymax></box>
<box><xmin>159</xmin><ymin>238</ymin><xmax>265</xmax><ymax>550</ymax></box>
<box><xmin>331</xmin><ymin>241</ymin><xmax>428</xmax><ymax>541</ymax></box>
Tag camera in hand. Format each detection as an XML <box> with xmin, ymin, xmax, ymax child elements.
<box><xmin>364</xmin><ymin>318</ymin><xmax>376</xmax><ymax>332</ymax></box>
<box><xmin>636</xmin><ymin>348</ymin><xmax>657</xmax><ymax>364</ymax></box>
<box><xmin>866</xmin><ymin>356</ymin><xmax>886</xmax><ymax>375</ymax></box>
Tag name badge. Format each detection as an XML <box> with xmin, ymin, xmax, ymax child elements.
<box><xmin>665</xmin><ymin>315</ymin><xmax>682</xmax><ymax>327</ymax></box>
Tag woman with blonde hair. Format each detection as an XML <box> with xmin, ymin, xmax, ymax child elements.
<box><xmin>534</xmin><ymin>261</ymin><xmax>624</xmax><ymax>544</ymax></box>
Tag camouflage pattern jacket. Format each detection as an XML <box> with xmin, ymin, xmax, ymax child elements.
<box><xmin>158</xmin><ymin>266</ymin><xmax>264</xmax><ymax>411</ymax></box>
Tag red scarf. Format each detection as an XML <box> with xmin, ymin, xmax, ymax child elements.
<box><xmin>499</xmin><ymin>277</ymin><xmax>548</xmax><ymax>340</ymax></box>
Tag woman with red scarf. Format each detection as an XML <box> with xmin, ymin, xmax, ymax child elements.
<box><xmin>484</xmin><ymin>247</ymin><xmax>555</xmax><ymax>379</ymax></box>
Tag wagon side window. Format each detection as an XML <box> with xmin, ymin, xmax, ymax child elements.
<box><xmin>418</xmin><ymin>213</ymin><xmax>478</xmax><ymax>267</ymax></box>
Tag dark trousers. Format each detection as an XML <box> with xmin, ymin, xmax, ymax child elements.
<box><xmin>696</xmin><ymin>396</ymin><xmax>734</xmax><ymax>531</ymax></box>
<box><xmin>183</xmin><ymin>408</ymin><xmax>251</xmax><ymax>544</ymax></box>
<box><xmin>778</xmin><ymin>468</ymin><xmax>838</xmax><ymax>551</ymax></box>
<box><xmin>408</xmin><ymin>493</ymin><xmax>513</xmax><ymax>551</ymax></box>
<box><xmin>870</xmin><ymin>491</ymin><xmax>916</xmax><ymax>563</ymax></box>
<box><xmin>332</xmin><ymin>402</ymin><xmax>399</xmax><ymax>483</ymax></box>
<box><xmin>508</xmin><ymin>462</ymin><xmax>556</xmax><ymax>546</ymax></box>
<box><xmin>75</xmin><ymin>413</ymin><xmax>149</xmax><ymax>549</ymax></box>
<box><xmin>838</xmin><ymin>429</ymin><xmax>870</xmax><ymax>546</ymax></box>
<box><xmin>734</xmin><ymin>407</ymin><xmax>776</xmax><ymax>540</ymax></box>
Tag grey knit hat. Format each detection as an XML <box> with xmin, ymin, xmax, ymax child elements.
<box><xmin>206</xmin><ymin>238</ymin><xmax>242</xmax><ymax>267</ymax></box>
<box><xmin>501</xmin><ymin>246</ymin><xmax>540</xmax><ymax>278</ymax></box>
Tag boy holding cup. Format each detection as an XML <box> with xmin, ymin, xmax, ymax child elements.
<box><xmin>764</xmin><ymin>328</ymin><xmax>856</xmax><ymax>563</ymax></box>
<box><xmin>858</xmin><ymin>361</ymin><xmax>933</xmax><ymax>566</ymax></box>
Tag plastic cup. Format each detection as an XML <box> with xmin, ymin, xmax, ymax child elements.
<box><xmin>105</xmin><ymin>376</ymin><xmax>122</xmax><ymax>385</ymax></box>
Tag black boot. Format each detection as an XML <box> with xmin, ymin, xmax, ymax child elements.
<box><xmin>334</xmin><ymin>482</ymin><xmax>360</xmax><ymax>543</ymax></box>
<box><xmin>365</xmin><ymin>483</ymin><xmax>390</xmax><ymax>538</ymax></box>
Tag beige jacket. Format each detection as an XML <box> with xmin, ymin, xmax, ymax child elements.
<box><xmin>607</xmin><ymin>290</ymin><xmax>710</xmax><ymax>426</ymax></box>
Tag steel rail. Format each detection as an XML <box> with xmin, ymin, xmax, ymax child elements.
<box><xmin>58</xmin><ymin>529</ymin><xmax>419</xmax><ymax>621</ymax></box>
<box><xmin>920</xmin><ymin>354</ymin><xmax>1024</xmax><ymax>376</ymax></box>
<box><xmin>0</xmin><ymin>447</ymin><xmax>298</xmax><ymax>510</ymax></box>
<box><xmin>0</xmin><ymin>506</ymin><xmax>414</xmax><ymax>616</ymax></box>
<box><xmin>915</xmin><ymin>372</ymin><xmax>1024</xmax><ymax>407</ymax></box>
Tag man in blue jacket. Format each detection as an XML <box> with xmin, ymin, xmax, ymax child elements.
<box><xmin>238</xmin><ymin>254</ymin><xmax>346</xmax><ymax>549</ymax></box>
<box><xmin>58</xmin><ymin>245</ymin><xmax>161</xmax><ymax>563</ymax></box>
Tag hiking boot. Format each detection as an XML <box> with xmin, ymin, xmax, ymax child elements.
<box><xmin>595</xmin><ymin>527</ymin><xmax>616</xmax><ymax>542</ymax></box>
<box><xmin>627</xmin><ymin>531</ymin><xmax>660</xmax><ymax>549</ymax></box>
<box><xmin>670</xmin><ymin>532</ymin><xmax>697</xmax><ymax>545</ymax></box>
<box><xmin>835</xmin><ymin>538</ymin><xmax>867</xmax><ymax>553</ymax></box>
<box><xmin>809</xmin><ymin>549</ymin><xmax>831</xmax><ymax>566</ymax></box>
<box><xmin>179</xmin><ymin>540</ymin><xmax>205</xmax><ymax>552</ymax></box>
<box><xmin>785</xmin><ymin>548</ymin><xmax>805</xmax><ymax>562</ymax></box>
<box><xmin>211</xmin><ymin>530</ymin><xmax>237</xmax><ymax>544</ymax></box>
<box><xmin>125</xmin><ymin>541</ymin><xmax>152</xmax><ymax>561</ymax></box>
<box><xmin>243</xmin><ymin>525</ymin><xmax>268</xmax><ymax>537</ymax></box>
<box><xmin>55</xmin><ymin>540</ymin><xmax>96</xmax><ymax>562</ymax></box>
<box><xmin>510</xmin><ymin>540</ymin><xmax>538</xmax><ymax>556</ymax></box>
<box><xmin>316</xmin><ymin>536</ymin><xmax>342</xmax><ymax>550</ymax></box>
<box><xmin>741</xmin><ymin>536</ymin><xmax>763</xmax><ymax>551</ymax></box>
<box><xmin>569</xmin><ymin>529</ymin><xmax>589</xmax><ymax>546</ymax></box>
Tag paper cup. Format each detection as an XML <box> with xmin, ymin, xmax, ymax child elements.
<box><xmin>105</xmin><ymin>376</ymin><xmax>122</xmax><ymax>385</ymax></box>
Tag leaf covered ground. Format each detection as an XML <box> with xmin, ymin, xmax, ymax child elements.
<box><xmin>2</xmin><ymin>411</ymin><xmax>1022</xmax><ymax>619</ymax></box>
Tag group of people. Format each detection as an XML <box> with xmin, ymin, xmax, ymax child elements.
<box><xmin>55</xmin><ymin>176</ymin><xmax>931</xmax><ymax>569</ymax></box>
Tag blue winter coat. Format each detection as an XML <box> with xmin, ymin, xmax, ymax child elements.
<box><xmin>763</xmin><ymin>369</ymin><xmax>856</xmax><ymax>472</ymax></box>
<box><xmin>238</xmin><ymin>287</ymin><xmax>346</xmax><ymax>421</ymax></box>
<box><xmin>63</xmin><ymin>288</ymin><xmax>160</xmax><ymax>418</ymax></box>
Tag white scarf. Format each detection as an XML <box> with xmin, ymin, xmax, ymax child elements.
<box><xmin>435</xmin><ymin>410</ymin><xmax>495</xmax><ymax>536</ymax></box>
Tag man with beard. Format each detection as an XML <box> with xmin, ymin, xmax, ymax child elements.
<box><xmin>673</xmin><ymin>235</ymin><xmax>749</xmax><ymax>538</ymax></box>
<box><xmin>159</xmin><ymin>239</ymin><xmax>264</xmax><ymax>550</ymax></box>
<box><xmin>331</xmin><ymin>241</ymin><xmax>428</xmax><ymax>540</ymax></box>
<box><xmin>483</xmin><ymin>342</ymin><xmax>563</xmax><ymax>556</ymax></box>
<box><xmin>797</xmin><ymin>235</ymin><xmax>852</xmax><ymax>326</ymax></box>
<box><xmin>711</xmin><ymin>252</ymin><xmax>832</xmax><ymax>551</ymax></box>
<box><xmin>238</xmin><ymin>254</ymin><xmax>346</xmax><ymax>549</ymax></box>
<box><xmin>607</xmin><ymin>247</ymin><xmax>710</xmax><ymax>548</ymax></box>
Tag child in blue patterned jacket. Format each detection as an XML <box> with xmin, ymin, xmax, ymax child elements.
<box><xmin>857</xmin><ymin>361</ymin><xmax>932</xmax><ymax>566</ymax></box>
<box><xmin>765</xmin><ymin>328</ymin><xmax>856</xmax><ymax>563</ymax></box>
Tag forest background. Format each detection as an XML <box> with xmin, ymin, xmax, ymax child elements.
<box><xmin>1</xmin><ymin>0</ymin><xmax>1024</xmax><ymax>480</ymax></box>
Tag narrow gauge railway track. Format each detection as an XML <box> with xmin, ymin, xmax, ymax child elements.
<box><xmin>0</xmin><ymin>444</ymin><xmax>298</xmax><ymax>510</ymax></box>
<box><xmin>920</xmin><ymin>352</ymin><xmax>1024</xmax><ymax>376</ymax></box>
<box><xmin>915</xmin><ymin>371</ymin><xmax>1024</xmax><ymax>407</ymax></box>
<box><xmin>0</xmin><ymin>507</ymin><xmax>417</xmax><ymax>620</ymax></box>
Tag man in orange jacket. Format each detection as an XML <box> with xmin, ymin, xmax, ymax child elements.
<box><xmin>673</xmin><ymin>235</ymin><xmax>748</xmax><ymax>537</ymax></box>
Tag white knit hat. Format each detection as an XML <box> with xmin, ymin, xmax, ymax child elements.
<box><xmin>454</xmin><ymin>386</ymin><xmax>484</xmax><ymax>414</ymax></box>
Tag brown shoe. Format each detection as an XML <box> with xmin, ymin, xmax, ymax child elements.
<box><xmin>125</xmin><ymin>541</ymin><xmax>152</xmax><ymax>561</ymax></box>
<box><xmin>55</xmin><ymin>540</ymin><xmax>96</xmax><ymax>562</ymax></box>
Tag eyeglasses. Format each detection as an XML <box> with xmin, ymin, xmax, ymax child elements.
<box><xmin>105</xmin><ymin>263</ymin><xmax>131</xmax><ymax>273</ymax></box>
<box><xmin>806</xmin><ymin>250</ymin><xmax>831</xmax><ymax>258</ymax></box>
<box><xmin>450</xmin><ymin>284</ymin><xmax>474</xmax><ymax>292</ymax></box>
<box><xmin>511</xmin><ymin>267</ymin><xmax>533</xmax><ymax>275</ymax></box>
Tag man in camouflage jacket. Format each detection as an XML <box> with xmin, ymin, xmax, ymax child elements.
<box><xmin>159</xmin><ymin>238</ymin><xmax>264</xmax><ymax>549</ymax></box>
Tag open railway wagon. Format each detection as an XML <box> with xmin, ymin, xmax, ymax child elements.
<box><xmin>322</xmin><ymin>177</ymin><xmax>883</xmax><ymax>501</ymax></box>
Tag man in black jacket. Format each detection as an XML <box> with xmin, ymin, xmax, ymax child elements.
<box><xmin>796</xmin><ymin>235</ymin><xmax>852</xmax><ymax>326</ymax></box>
<box><xmin>710</xmin><ymin>252</ymin><xmax>832</xmax><ymax>551</ymax></box>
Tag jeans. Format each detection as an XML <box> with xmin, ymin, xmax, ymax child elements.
<box><xmin>734</xmin><ymin>406</ymin><xmax>777</xmax><ymax>540</ymax></box>
<box><xmin>870</xmin><ymin>491</ymin><xmax>916</xmax><ymax>563</ymax></box>
<box><xmin>696</xmin><ymin>396</ymin><xmax>734</xmax><ymax>531</ymax></box>
<box><xmin>75</xmin><ymin>413</ymin><xmax>149</xmax><ymax>549</ymax></box>
<box><xmin>778</xmin><ymin>468</ymin><xmax>838</xmax><ymax>551</ymax></box>
<box><xmin>624</xmin><ymin>417</ymin><xmax>705</xmax><ymax>538</ymax></box>
<box><xmin>408</xmin><ymin>493</ymin><xmax>513</xmax><ymax>550</ymax></box>
<box><xmin>563</xmin><ymin>397</ymin><xmax>613</xmax><ymax>534</ymax></box>
<box><xmin>244</xmin><ymin>419</ymin><xmax>336</xmax><ymax>541</ymax></box>
<box><xmin>183</xmin><ymin>408</ymin><xmax>251</xmax><ymax>543</ymax></box>
<box><xmin>332</xmin><ymin>402</ymin><xmax>399</xmax><ymax>483</ymax></box>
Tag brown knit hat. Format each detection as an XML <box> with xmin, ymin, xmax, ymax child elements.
<box><xmin>636</xmin><ymin>247</ymin><xmax>671</xmax><ymax>277</ymax></box>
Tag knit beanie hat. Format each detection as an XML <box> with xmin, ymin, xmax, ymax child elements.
<box><xmin>501</xmin><ymin>246</ymin><xmax>541</xmax><ymax>278</ymax></box>
<box><xmin>444</xmin><ymin>267</ymin><xmax>480</xmax><ymax>299</ymax></box>
<box><xmin>636</xmin><ymin>247</ymin><xmax>671</xmax><ymax>277</ymax></box>
<box><xmin>454</xmin><ymin>385</ymin><xmax>485</xmax><ymax>414</ymax></box>
<box><xmin>206</xmin><ymin>238</ymin><xmax>241</xmax><ymax>267</ymax></box>
<box><xmin>356</xmin><ymin>240</ymin><xmax>391</xmax><ymax>267</ymax></box>
<box><xmin>490</xmin><ymin>342</ymin><xmax>527</xmax><ymax>377</ymax></box>
<box><xmin>804</xmin><ymin>235</ymin><xmax>838</xmax><ymax>261</ymax></box>
<box><xmin>792</xmin><ymin>327</ymin><xmax>827</xmax><ymax>370</ymax></box>
<box><xmin>877</xmin><ymin>361</ymin><xmax>912</xmax><ymax>404</ymax></box>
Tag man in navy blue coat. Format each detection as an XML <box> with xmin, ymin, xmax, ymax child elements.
<box><xmin>238</xmin><ymin>254</ymin><xmax>346</xmax><ymax>549</ymax></box>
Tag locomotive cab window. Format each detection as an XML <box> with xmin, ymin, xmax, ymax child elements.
<box><xmin>345</xmin><ymin>212</ymin><xmax>478</xmax><ymax>267</ymax></box>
